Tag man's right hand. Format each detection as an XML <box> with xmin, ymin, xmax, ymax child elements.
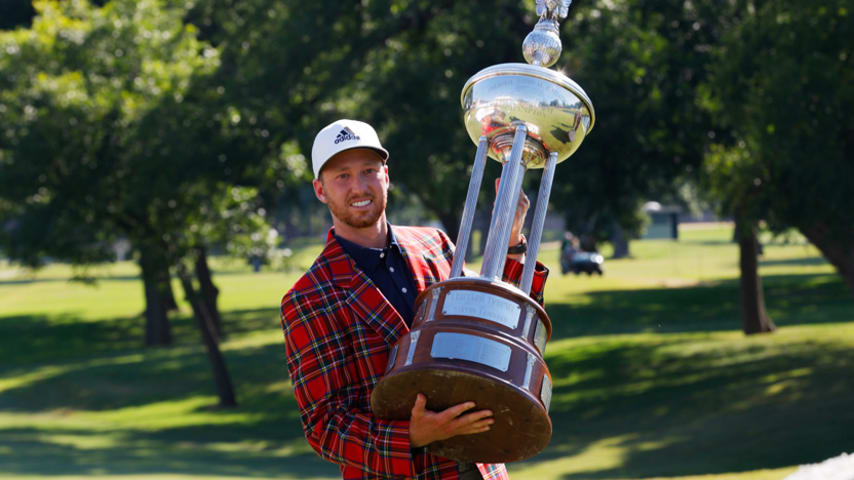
<box><xmin>408</xmin><ymin>393</ymin><xmax>494</xmax><ymax>448</ymax></box>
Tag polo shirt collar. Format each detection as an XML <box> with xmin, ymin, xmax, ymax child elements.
<box><xmin>334</xmin><ymin>224</ymin><xmax>402</xmax><ymax>273</ymax></box>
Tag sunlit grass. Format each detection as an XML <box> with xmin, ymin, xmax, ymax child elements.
<box><xmin>1</xmin><ymin>222</ymin><xmax>852</xmax><ymax>479</ymax></box>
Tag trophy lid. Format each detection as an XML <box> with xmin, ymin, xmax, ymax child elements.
<box><xmin>460</xmin><ymin>0</ymin><xmax>594</xmax><ymax>168</ymax></box>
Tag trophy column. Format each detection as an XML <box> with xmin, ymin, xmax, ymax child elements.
<box><xmin>371</xmin><ymin>0</ymin><xmax>595</xmax><ymax>463</ymax></box>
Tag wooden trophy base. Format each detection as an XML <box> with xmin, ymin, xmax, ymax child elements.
<box><xmin>371</xmin><ymin>278</ymin><xmax>553</xmax><ymax>463</ymax></box>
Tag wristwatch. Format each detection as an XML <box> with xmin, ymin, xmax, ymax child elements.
<box><xmin>507</xmin><ymin>234</ymin><xmax>527</xmax><ymax>254</ymax></box>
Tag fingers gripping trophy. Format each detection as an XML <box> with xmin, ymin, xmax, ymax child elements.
<box><xmin>371</xmin><ymin>0</ymin><xmax>595</xmax><ymax>463</ymax></box>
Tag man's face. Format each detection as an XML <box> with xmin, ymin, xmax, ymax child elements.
<box><xmin>312</xmin><ymin>148</ymin><xmax>389</xmax><ymax>230</ymax></box>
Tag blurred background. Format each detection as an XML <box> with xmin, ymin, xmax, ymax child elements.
<box><xmin>1</xmin><ymin>0</ymin><xmax>853</xmax><ymax>479</ymax></box>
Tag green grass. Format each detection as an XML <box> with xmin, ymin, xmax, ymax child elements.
<box><xmin>1</xmin><ymin>223</ymin><xmax>852</xmax><ymax>479</ymax></box>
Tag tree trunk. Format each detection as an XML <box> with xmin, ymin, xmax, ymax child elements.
<box><xmin>799</xmin><ymin>222</ymin><xmax>854</xmax><ymax>297</ymax></box>
<box><xmin>178</xmin><ymin>264</ymin><xmax>237</xmax><ymax>408</ymax></box>
<box><xmin>157</xmin><ymin>263</ymin><xmax>179</xmax><ymax>311</ymax></box>
<box><xmin>139</xmin><ymin>246</ymin><xmax>172</xmax><ymax>346</ymax></box>
<box><xmin>736</xmin><ymin>217</ymin><xmax>776</xmax><ymax>335</ymax></box>
<box><xmin>194</xmin><ymin>246</ymin><xmax>223</xmax><ymax>341</ymax></box>
<box><xmin>611</xmin><ymin>223</ymin><xmax>630</xmax><ymax>259</ymax></box>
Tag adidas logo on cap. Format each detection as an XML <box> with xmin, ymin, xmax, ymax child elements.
<box><xmin>334</xmin><ymin>127</ymin><xmax>360</xmax><ymax>144</ymax></box>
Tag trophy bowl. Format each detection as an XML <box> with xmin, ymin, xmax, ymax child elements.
<box><xmin>461</xmin><ymin>63</ymin><xmax>595</xmax><ymax>169</ymax></box>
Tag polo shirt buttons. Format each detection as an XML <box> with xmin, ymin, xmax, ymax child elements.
<box><xmin>401</xmin><ymin>287</ymin><xmax>408</xmax><ymax>293</ymax></box>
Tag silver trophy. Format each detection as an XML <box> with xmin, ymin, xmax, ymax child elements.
<box><xmin>372</xmin><ymin>0</ymin><xmax>595</xmax><ymax>462</ymax></box>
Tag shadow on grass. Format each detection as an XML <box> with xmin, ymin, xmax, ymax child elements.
<box><xmin>222</xmin><ymin>307</ymin><xmax>281</xmax><ymax>336</ymax></box>
<box><xmin>681</xmin><ymin>239</ymin><xmax>735</xmax><ymax>247</ymax></box>
<box><xmin>759</xmin><ymin>256</ymin><xmax>829</xmax><ymax>267</ymax></box>
<box><xmin>0</xmin><ymin>339</ymin><xmax>290</xmax><ymax>412</ymax></box>
<box><xmin>0</xmin><ymin>313</ymin><xmax>146</xmax><ymax>366</ymax></box>
<box><xmin>547</xmin><ymin>273</ymin><xmax>854</xmax><ymax>338</ymax></box>
<box><xmin>2</xmin><ymin>272</ymin><xmax>853</xmax><ymax>478</ymax></box>
<box><xmin>0</xmin><ymin>274</ymin><xmax>145</xmax><ymax>286</ymax></box>
<box><xmin>0</xmin><ymin>265</ymin><xmax>299</xmax><ymax>286</ymax></box>
<box><xmin>0</xmin><ymin>349</ymin><xmax>341</xmax><ymax>478</ymax></box>
<box><xmin>0</xmin><ymin>338</ymin><xmax>341</xmax><ymax>477</ymax></box>
<box><xmin>0</xmin><ymin>304</ymin><xmax>280</xmax><ymax>370</ymax></box>
<box><xmin>0</xmin><ymin>305</ymin><xmax>280</xmax><ymax>414</ymax></box>
<box><xmin>522</xmin><ymin>335</ymin><xmax>854</xmax><ymax>478</ymax></box>
<box><xmin>0</xmin><ymin>425</ymin><xmax>337</xmax><ymax>478</ymax></box>
<box><xmin>0</xmin><ymin>309</ymin><xmax>227</xmax><ymax>368</ymax></box>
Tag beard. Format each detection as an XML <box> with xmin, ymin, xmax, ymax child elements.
<box><xmin>326</xmin><ymin>192</ymin><xmax>387</xmax><ymax>229</ymax></box>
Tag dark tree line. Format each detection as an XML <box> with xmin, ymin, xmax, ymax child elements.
<box><xmin>1</xmin><ymin>0</ymin><xmax>852</xmax><ymax>409</ymax></box>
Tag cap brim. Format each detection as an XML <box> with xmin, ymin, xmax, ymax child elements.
<box><xmin>316</xmin><ymin>146</ymin><xmax>390</xmax><ymax>178</ymax></box>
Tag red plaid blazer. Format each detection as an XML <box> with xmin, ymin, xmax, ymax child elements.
<box><xmin>282</xmin><ymin>226</ymin><xmax>548</xmax><ymax>479</ymax></box>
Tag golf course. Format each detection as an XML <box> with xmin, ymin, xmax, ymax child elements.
<box><xmin>1</xmin><ymin>223</ymin><xmax>852</xmax><ymax>480</ymax></box>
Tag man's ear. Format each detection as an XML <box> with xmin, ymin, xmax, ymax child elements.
<box><xmin>312</xmin><ymin>178</ymin><xmax>328</xmax><ymax>204</ymax></box>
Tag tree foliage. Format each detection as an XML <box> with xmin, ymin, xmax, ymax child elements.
<box><xmin>0</xmin><ymin>0</ymin><xmax>215</xmax><ymax>261</ymax></box>
<box><xmin>548</xmin><ymin>0</ymin><xmax>750</xmax><ymax>248</ymax></box>
<box><xmin>703</xmin><ymin>0</ymin><xmax>854</xmax><ymax>294</ymax></box>
<box><xmin>180</xmin><ymin>0</ymin><xmax>536</xmax><ymax>240</ymax></box>
<box><xmin>0</xmin><ymin>0</ymin><xmax>276</xmax><ymax>404</ymax></box>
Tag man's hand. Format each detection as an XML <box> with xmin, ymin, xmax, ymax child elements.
<box><xmin>495</xmin><ymin>178</ymin><xmax>530</xmax><ymax>250</ymax></box>
<box><xmin>409</xmin><ymin>393</ymin><xmax>494</xmax><ymax>448</ymax></box>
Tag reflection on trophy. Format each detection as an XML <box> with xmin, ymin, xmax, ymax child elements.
<box><xmin>371</xmin><ymin>0</ymin><xmax>595</xmax><ymax>463</ymax></box>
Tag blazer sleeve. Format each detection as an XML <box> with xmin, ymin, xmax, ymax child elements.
<box><xmin>501</xmin><ymin>257</ymin><xmax>549</xmax><ymax>306</ymax></box>
<box><xmin>282</xmin><ymin>289</ymin><xmax>416</xmax><ymax>478</ymax></box>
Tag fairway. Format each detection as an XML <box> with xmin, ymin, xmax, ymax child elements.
<box><xmin>1</xmin><ymin>223</ymin><xmax>852</xmax><ymax>479</ymax></box>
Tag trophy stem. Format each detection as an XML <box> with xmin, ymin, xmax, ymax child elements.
<box><xmin>482</xmin><ymin>153</ymin><xmax>513</xmax><ymax>262</ymax></box>
<box><xmin>481</xmin><ymin>125</ymin><xmax>527</xmax><ymax>280</ymax></box>
<box><xmin>520</xmin><ymin>151</ymin><xmax>558</xmax><ymax>295</ymax></box>
<box><xmin>451</xmin><ymin>136</ymin><xmax>489</xmax><ymax>278</ymax></box>
<box><xmin>503</xmin><ymin>158</ymin><xmax>528</xmax><ymax>276</ymax></box>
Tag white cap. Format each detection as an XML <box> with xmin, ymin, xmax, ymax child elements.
<box><xmin>311</xmin><ymin>119</ymin><xmax>389</xmax><ymax>178</ymax></box>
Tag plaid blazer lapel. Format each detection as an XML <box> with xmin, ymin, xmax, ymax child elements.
<box><xmin>321</xmin><ymin>229</ymin><xmax>409</xmax><ymax>346</ymax></box>
<box><xmin>393</xmin><ymin>226</ymin><xmax>451</xmax><ymax>294</ymax></box>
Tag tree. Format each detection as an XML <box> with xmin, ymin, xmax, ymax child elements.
<box><xmin>546</xmin><ymin>0</ymin><xmax>751</xmax><ymax>254</ymax></box>
<box><xmin>185</xmin><ymin>0</ymin><xmax>714</xmax><ymax>247</ymax></box>
<box><xmin>703</xmin><ymin>145</ymin><xmax>776</xmax><ymax>334</ymax></box>
<box><xmin>0</xmin><ymin>0</ymin><xmax>274</xmax><ymax>406</ymax></box>
<box><xmin>341</xmin><ymin>0</ymin><xmax>538</xmax><ymax>240</ymax></box>
<box><xmin>704</xmin><ymin>0</ymin><xmax>854</xmax><ymax>295</ymax></box>
<box><xmin>180</xmin><ymin>0</ymin><xmax>537</xmax><ymax>241</ymax></box>
<box><xmin>0</xmin><ymin>0</ymin><xmax>221</xmax><ymax>345</ymax></box>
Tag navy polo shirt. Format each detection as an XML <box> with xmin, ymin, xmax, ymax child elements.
<box><xmin>335</xmin><ymin>227</ymin><xmax>419</xmax><ymax>327</ymax></box>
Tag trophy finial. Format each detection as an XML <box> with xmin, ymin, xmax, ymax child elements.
<box><xmin>523</xmin><ymin>0</ymin><xmax>573</xmax><ymax>67</ymax></box>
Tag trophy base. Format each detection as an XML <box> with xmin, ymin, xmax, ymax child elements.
<box><xmin>371</xmin><ymin>278</ymin><xmax>554</xmax><ymax>463</ymax></box>
<box><xmin>371</xmin><ymin>366</ymin><xmax>552</xmax><ymax>463</ymax></box>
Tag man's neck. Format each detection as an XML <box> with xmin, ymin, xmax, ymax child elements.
<box><xmin>332</xmin><ymin>217</ymin><xmax>389</xmax><ymax>249</ymax></box>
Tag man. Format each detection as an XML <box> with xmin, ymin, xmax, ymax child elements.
<box><xmin>281</xmin><ymin>119</ymin><xmax>548</xmax><ymax>479</ymax></box>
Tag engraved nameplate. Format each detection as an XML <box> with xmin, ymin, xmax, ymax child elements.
<box><xmin>405</xmin><ymin>331</ymin><xmax>420</xmax><ymax>366</ymax></box>
<box><xmin>442</xmin><ymin>290</ymin><xmax>521</xmax><ymax>330</ymax></box>
<box><xmin>541</xmin><ymin>374</ymin><xmax>553</xmax><ymax>411</ymax></box>
<box><xmin>430</xmin><ymin>332</ymin><xmax>512</xmax><ymax>372</ymax></box>
<box><xmin>522</xmin><ymin>305</ymin><xmax>536</xmax><ymax>339</ymax></box>
<box><xmin>425</xmin><ymin>288</ymin><xmax>441</xmax><ymax>322</ymax></box>
<box><xmin>534</xmin><ymin>319</ymin><xmax>547</xmax><ymax>354</ymax></box>
<box><xmin>523</xmin><ymin>352</ymin><xmax>536</xmax><ymax>389</ymax></box>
